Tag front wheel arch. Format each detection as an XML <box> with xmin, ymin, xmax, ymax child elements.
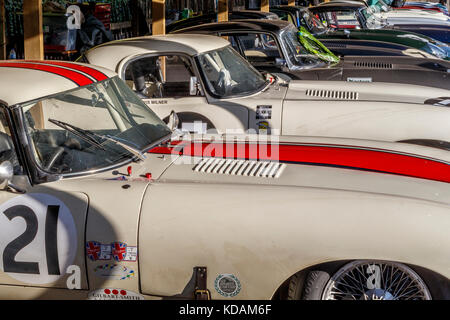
<box><xmin>272</xmin><ymin>260</ymin><xmax>450</xmax><ymax>300</ymax></box>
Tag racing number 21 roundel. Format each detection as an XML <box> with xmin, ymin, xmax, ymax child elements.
<box><xmin>0</xmin><ymin>194</ymin><xmax>77</xmax><ymax>284</ymax></box>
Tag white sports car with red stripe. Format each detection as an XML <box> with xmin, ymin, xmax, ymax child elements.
<box><xmin>0</xmin><ymin>60</ymin><xmax>448</xmax><ymax>300</ymax></box>
<box><xmin>81</xmin><ymin>34</ymin><xmax>450</xmax><ymax>149</ymax></box>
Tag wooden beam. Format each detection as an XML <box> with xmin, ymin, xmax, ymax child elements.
<box><xmin>218</xmin><ymin>0</ymin><xmax>228</xmax><ymax>22</ymax></box>
<box><xmin>130</xmin><ymin>0</ymin><xmax>140</xmax><ymax>37</ymax></box>
<box><xmin>152</xmin><ymin>0</ymin><xmax>165</xmax><ymax>35</ymax></box>
<box><xmin>288</xmin><ymin>0</ymin><xmax>296</xmax><ymax>6</ymax></box>
<box><xmin>0</xmin><ymin>0</ymin><xmax>6</xmax><ymax>60</ymax></box>
<box><xmin>261</xmin><ymin>0</ymin><xmax>269</xmax><ymax>12</ymax></box>
<box><xmin>23</xmin><ymin>0</ymin><xmax>44</xmax><ymax>60</ymax></box>
<box><xmin>152</xmin><ymin>0</ymin><xmax>166</xmax><ymax>79</ymax></box>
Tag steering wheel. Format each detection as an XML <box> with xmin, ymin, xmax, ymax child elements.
<box><xmin>144</xmin><ymin>73</ymin><xmax>165</xmax><ymax>98</ymax></box>
<box><xmin>44</xmin><ymin>146</ymin><xmax>65</xmax><ymax>172</ymax></box>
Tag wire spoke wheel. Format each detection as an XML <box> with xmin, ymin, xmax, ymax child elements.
<box><xmin>322</xmin><ymin>261</ymin><xmax>431</xmax><ymax>300</ymax></box>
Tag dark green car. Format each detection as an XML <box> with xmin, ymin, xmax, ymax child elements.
<box><xmin>173</xmin><ymin>19</ymin><xmax>449</xmax><ymax>89</ymax></box>
<box><xmin>271</xmin><ymin>5</ymin><xmax>450</xmax><ymax>60</ymax></box>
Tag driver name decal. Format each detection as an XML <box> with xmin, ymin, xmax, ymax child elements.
<box><xmin>88</xmin><ymin>288</ymin><xmax>144</xmax><ymax>300</ymax></box>
<box><xmin>150</xmin><ymin>100</ymin><xmax>168</xmax><ymax>104</ymax></box>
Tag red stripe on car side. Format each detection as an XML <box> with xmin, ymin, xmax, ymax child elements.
<box><xmin>30</xmin><ymin>61</ymin><xmax>109</xmax><ymax>81</ymax></box>
<box><xmin>0</xmin><ymin>62</ymin><xmax>93</xmax><ymax>86</ymax></box>
<box><xmin>149</xmin><ymin>142</ymin><xmax>450</xmax><ymax>183</ymax></box>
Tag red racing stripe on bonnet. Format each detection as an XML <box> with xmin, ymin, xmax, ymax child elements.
<box><xmin>149</xmin><ymin>141</ymin><xmax>450</xmax><ymax>183</ymax></box>
<box><xmin>0</xmin><ymin>62</ymin><xmax>94</xmax><ymax>86</ymax></box>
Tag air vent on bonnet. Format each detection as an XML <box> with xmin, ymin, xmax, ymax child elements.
<box><xmin>353</xmin><ymin>61</ymin><xmax>393</xmax><ymax>69</ymax></box>
<box><xmin>306</xmin><ymin>89</ymin><xmax>359</xmax><ymax>100</ymax></box>
<box><xmin>326</xmin><ymin>43</ymin><xmax>347</xmax><ymax>48</ymax></box>
<box><xmin>193</xmin><ymin>158</ymin><xmax>286</xmax><ymax>178</ymax></box>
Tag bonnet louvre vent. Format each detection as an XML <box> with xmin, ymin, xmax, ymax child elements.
<box><xmin>193</xmin><ymin>158</ymin><xmax>286</xmax><ymax>178</ymax></box>
<box><xmin>306</xmin><ymin>89</ymin><xmax>359</xmax><ymax>100</ymax></box>
<box><xmin>353</xmin><ymin>61</ymin><xmax>393</xmax><ymax>69</ymax></box>
<box><xmin>326</xmin><ymin>43</ymin><xmax>347</xmax><ymax>48</ymax></box>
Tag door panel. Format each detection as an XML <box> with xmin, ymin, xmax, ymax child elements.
<box><xmin>0</xmin><ymin>189</ymin><xmax>88</xmax><ymax>292</ymax></box>
<box><xmin>282</xmin><ymin>100</ymin><xmax>450</xmax><ymax>142</ymax></box>
<box><xmin>143</xmin><ymin>97</ymin><xmax>249</xmax><ymax>134</ymax></box>
<box><xmin>122</xmin><ymin>53</ymin><xmax>249</xmax><ymax>133</ymax></box>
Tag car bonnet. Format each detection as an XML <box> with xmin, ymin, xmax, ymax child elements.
<box><xmin>149</xmin><ymin>136</ymin><xmax>450</xmax><ymax>204</ymax></box>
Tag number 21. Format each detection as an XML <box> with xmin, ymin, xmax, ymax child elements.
<box><xmin>2</xmin><ymin>205</ymin><xmax>60</xmax><ymax>275</ymax></box>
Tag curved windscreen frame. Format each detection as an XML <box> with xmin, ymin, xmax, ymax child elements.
<box><xmin>195</xmin><ymin>45</ymin><xmax>269</xmax><ymax>99</ymax></box>
<box><xmin>18</xmin><ymin>77</ymin><xmax>172</xmax><ymax>177</ymax></box>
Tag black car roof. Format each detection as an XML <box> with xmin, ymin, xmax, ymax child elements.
<box><xmin>172</xmin><ymin>19</ymin><xmax>291</xmax><ymax>34</ymax></box>
<box><xmin>230</xmin><ymin>10</ymin><xmax>279</xmax><ymax>19</ymax></box>
<box><xmin>166</xmin><ymin>10</ymin><xmax>279</xmax><ymax>33</ymax></box>
<box><xmin>270</xmin><ymin>5</ymin><xmax>308</xmax><ymax>14</ymax></box>
<box><xmin>166</xmin><ymin>13</ymin><xmax>216</xmax><ymax>33</ymax></box>
<box><xmin>310</xmin><ymin>2</ymin><xmax>366</xmax><ymax>11</ymax></box>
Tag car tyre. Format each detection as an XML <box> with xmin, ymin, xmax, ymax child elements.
<box><xmin>288</xmin><ymin>261</ymin><xmax>432</xmax><ymax>300</ymax></box>
<box><xmin>288</xmin><ymin>270</ymin><xmax>330</xmax><ymax>300</ymax></box>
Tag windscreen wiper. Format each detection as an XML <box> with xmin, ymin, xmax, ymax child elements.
<box><xmin>100</xmin><ymin>134</ymin><xmax>146</xmax><ymax>161</ymax></box>
<box><xmin>49</xmin><ymin>118</ymin><xmax>106</xmax><ymax>150</ymax></box>
<box><xmin>48</xmin><ymin>118</ymin><xmax>146</xmax><ymax>161</ymax></box>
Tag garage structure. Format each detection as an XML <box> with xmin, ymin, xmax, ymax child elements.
<box><xmin>1</xmin><ymin>0</ymin><xmax>448</xmax><ymax>61</ymax></box>
<box><xmin>0</xmin><ymin>0</ymin><xmax>448</xmax><ymax>304</ymax></box>
<box><xmin>0</xmin><ymin>0</ymin><xmax>304</xmax><ymax>60</ymax></box>
<box><xmin>0</xmin><ymin>0</ymin><xmax>5</xmax><ymax>59</ymax></box>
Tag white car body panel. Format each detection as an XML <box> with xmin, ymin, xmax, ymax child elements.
<box><xmin>84</xmin><ymin>35</ymin><xmax>450</xmax><ymax>144</ymax></box>
<box><xmin>0</xmin><ymin>61</ymin><xmax>448</xmax><ymax>300</ymax></box>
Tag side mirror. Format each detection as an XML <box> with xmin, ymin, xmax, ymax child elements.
<box><xmin>275</xmin><ymin>58</ymin><xmax>287</xmax><ymax>67</ymax></box>
<box><xmin>167</xmin><ymin>110</ymin><xmax>180</xmax><ymax>131</ymax></box>
<box><xmin>0</xmin><ymin>161</ymin><xmax>13</xmax><ymax>190</ymax></box>
<box><xmin>189</xmin><ymin>76</ymin><xmax>199</xmax><ymax>96</ymax></box>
